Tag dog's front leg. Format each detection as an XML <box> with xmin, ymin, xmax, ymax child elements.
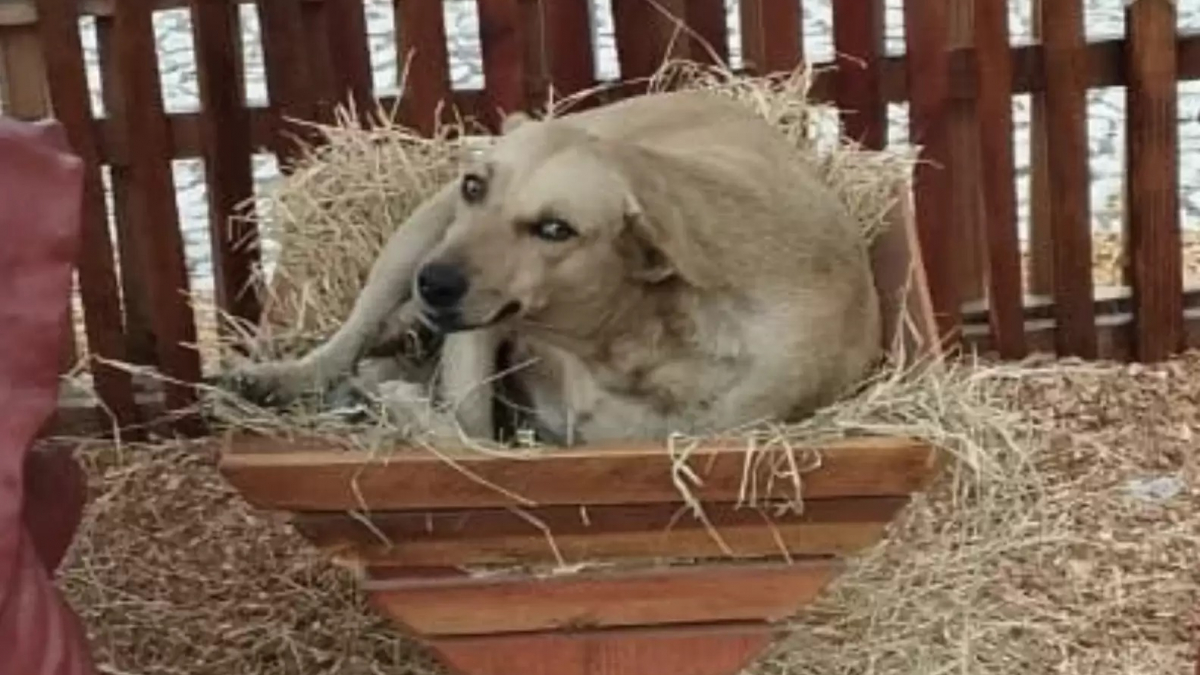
<box><xmin>437</xmin><ymin>327</ymin><xmax>500</xmax><ymax>441</ymax></box>
<box><xmin>226</xmin><ymin>181</ymin><xmax>459</xmax><ymax>404</ymax></box>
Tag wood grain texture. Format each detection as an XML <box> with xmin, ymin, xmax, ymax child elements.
<box><xmin>32</xmin><ymin>0</ymin><xmax>141</xmax><ymax>433</ymax></box>
<box><xmin>254</xmin><ymin>0</ymin><xmax>315</xmax><ymax>167</ymax></box>
<box><xmin>431</xmin><ymin>625</ymin><xmax>774</xmax><ymax>675</ymax></box>
<box><xmin>1125</xmin><ymin>0</ymin><xmax>1182</xmax><ymax>362</ymax></box>
<box><xmin>365</xmin><ymin>560</ymin><xmax>839</xmax><ymax>636</ymax></box>
<box><xmin>191</xmin><ymin>0</ymin><xmax>262</xmax><ymax>330</ymax></box>
<box><xmin>111</xmin><ymin>0</ymin><xmax>203</xmax><ymax>418</ymax></box>
<box><xmin>973</xmin><ymin>0</ymin><xmax>1026</xmax><ymax>358</ymax></box>
<box><xmin>291</xmin><ymin>497</ymin><xmax>906</xmax><ymax>567</ymax></box>
<box><xmin>904</xmin><ymin>0</ymin><xmax>959</xmax><ymax>342</ymax></box>
<box><xmin>611</xmin><ymin>0</ymin><xmax>688</xmax><ymax>83</ymax></box>
<box><xmin>831</xmin><ymin>0</ymin><xmax>884</xmax><ymax>148</ymax></box>
<box><xmin>218</xmin><ymin>435</ymin><xmax>938</xmax><ymax>511</ymax></box>
<box><xmin>738</xmin><ymin>0</ymin><xmax>800</xmax><ymax>75</ymax></box>
<box><xmin>1039</xmin><ymin>0</ymin><xmax>1097</xmax><ymax>358</ymax></box>
<box><xmin>476</xmin><ymin>0</ymin><xmax>530</xmax><ymax>128</ymax></box>
<box><xmin>394</xmin><ymin>0</ymin><xmax>451</xmax><ymax>135</ymax></box>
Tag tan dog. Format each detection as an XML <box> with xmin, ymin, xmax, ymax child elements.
<box><xmin>226</xmin><ymin>90</ymin><xmax>881</xmax><ymax>445</ymax></box>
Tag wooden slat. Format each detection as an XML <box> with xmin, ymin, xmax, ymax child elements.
<box><xmin>611</xmin><ymin>0</ymin><xmax>689</xmax><ymax>84</ymax></box>
<box><xmin>973</xmin><ymin>0</ymin><xmax>1026</xmax><ymax>358</ymax></box>
<box><xmin>1125</xmin><ymin>0</ymin><xmax>1182</xmax><ymax>362</ymax></box>
<box><xmin>1027</xmin><ymin>0</ymin><xmax>1053</xmax><ymax>295</ymax></box>
<box><xmin>191</xmin><ymin>0</ymin><xmax>261</xmax><ymax>331</ymax></box>
<box><xmin>685</xmin><ymin>0</ymin><xmax>729</xmax><ymax>66</ymax></box>
<box><xmin>291</xmin><ymin>497</ymin><xmax>907</xmax><ymax>567</ymax></box>
<box><xmin>299</xmin><ymin>0</ymin><xmax>336</xmax><ymax>124</ymax></box>
<box><xmin>255</xmin><ymin>0</ymin><xmax>316</xmax><ymax>168</ymax></box>
<box><xmin>903</xmin><ymin>0</ymin><xmax>959</xmax><ymax>341</ymax></box>
<box><xmin>831</xmin><ymin>0</ymin><xmax>885</xmax><ymax>148</ymax></box>
<box><xmin>476</xmin><ymin>0</ymin><xmax>530</xmax><ymax>129</ymax></box>
<box><xmin>738</xmin><ymin>0</ymin><xmax>800</xmax><ymax>75</ymax></box>
<box><xmin>871</xmin><ymin>184</ymin><xmax>943</xmax><ymax>358</ymax></box>
<box><xmin>1039</xmin><ymin>0</ymin><xmax>1096</xmax><ymax>358</ymax></box>
<box><xmin>365</xmin><ymin>560</ymin><xmax>839</xmax><ymax>636</ymax></box>
<box><xmin>110</xmin><ymin>0</ymin><xmax>202</xmax><ymax>416</ymax></box>
<box><xmin>394</xmin><ymin>0</ymin><xmax>451</xmax><ymax>135</ymax></box>
<box><xmin>33</xmin><ymin>0</ymin><xmax>140</xmax><ymax>433</ymax></box>
<box><xmin>0</xmin><ymin>24</ymin><xmax>47</xmax><ymax>117</ymax></box>
<box><xmin>946</xmin><ymin>1</ymin><xmax>986</xmax><ymax>305</ymax></box>
<box><xmin>323</xmin><ymin>0</ymin><xmax>374</xmax><ymax>118</ymax></box>
<box><xmin>96</xmin><ymin>16</ymin><xmax>157</xmax><ymax>367</ymax></box>
<box><xmin>538</xmin><ymin>0</ymin><xmax>595</xmax><ymax>100</ymax></box>
<box><xmin>218</xmin><ymin>435</ymin><xmax>938</xmax><ymax>511</ymax></box>
<box><xmin>431</xmin><ymin>625</ymin><xmax>773</xmax><ymax>675</ymax></box>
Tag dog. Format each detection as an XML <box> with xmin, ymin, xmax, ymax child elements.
<box><xmin>224</xmin><ymin>90</ymin><xmax>882</xmax><ymax>446</ymax></box>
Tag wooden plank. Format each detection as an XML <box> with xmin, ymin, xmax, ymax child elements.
<box><xmin>300</xmin><ymin>0</ymin><xmax>336</xmax><ymax>124</ymax></box>
<box><xmin>394</xmin><ymin>0</ymin><xmax>451</xmax><ymax>135</ymax></box>
<box><xmin>191</xmin><ymin>0</ymin><xmax>261</xmax><ymax>331</ymax></box>
<box><xmin>96</xmin><ymin>15</ymin><xmax>157</xmax><ymax>367</ymax></box>
<box><xmin>973</xmin><ymin>0</ymin><xmax>1026</xmax><ymax>359</ymax></box>
<box><xmin>871</xmin><ymin>184</ymin><xmax>943</xmax><ymax>359</ymax></box>
<box><xmin>538</xmin><ymin>0</ymin><xmax>595</xmax><ymax>101</ymax></box>
<box><xmin>323</xmin><ymin>0</ymin><xmax>374</xmax><ymax>118</ymax></box>
<box><xmin>1125</xmin><ymin>0</ymin><xmax>1182</xmax><ymax>362</ymax></box>
<box><xmin>476</xmin><ymin>0</ymin><xmax>531</xmax><ymax>129</ymax></box>
<box><xmin>431</xmin><ymin>625</ymin><xmax>773</xmax><ymax>675</ymax></box>
<box><xmin>254</xmin><ymin>0</ymin><xmax>316</xmax><ymax>168</ymax></box>
<box><xmin>33</xmin><ymin>0</ymin><xmax>140</xmax><ymax>433</ymax></box>
<box><xmin>365</xmin><ymin>560</ymin><xmax>839</xmax><ymax>636</ymax></box>
<box><xmin>291</xmin><ymin>497</ymin><xmax>907</xmax><ymax>567</ymax></box>
<box><xmin>1039</xmin><ymin>0</ymin><xmax>1096</xmax><ymax>358</ymax></box>
<box><xmin>685</xmin><ymin>0</ymin><xmax>729</xmax><ymax>66</ymax></box>
<box><xmin>904</xmin><ymin>0</ymin><xmax>959</xmax><ymax>341</ymax></box>
<box><xmin>738</xmin><ymin>0</ymin><xmax>800</xmax><ymax>75</ymax></box>
<box><xmin>0</xmin><ymin>24</ymin><xmax>47</xmax><ymax>117</ymax></box>
<box><xmin>218</xmin><ymin>435</ymin><xmax>938</xmax><ymax>511</ymax></box>
<box><xmin>611</xmin><ymin>0</ymin><xmax>689</xmax><ymax>84</ymax></box>
<box><xmin>1027</xmin><ymin>0</ymin><xmax>1053</xmax><ymax>295</ymax></box>
<box><xmin>110</xmin><ymin>0</ymin><xmax>202</xmax><ymax>417</ymax></box>
<box><xmin>831</xmin><ymin>0</ymin><xmax>884</xmax><ymax>148</ymax></box>
<box><xmin>946</xmin><ymin>1</ymin><xmax>986</xmax><ymax>306</ymax></box>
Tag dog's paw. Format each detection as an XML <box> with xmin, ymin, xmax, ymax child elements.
<box><xmin>209</xmin><ymin>361</ymin><xmax>315</xmax><ymax>408</ymax></box>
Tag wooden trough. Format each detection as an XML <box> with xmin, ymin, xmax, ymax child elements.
<box><xmin>217</xmin><ymin>185</ymin><xmax>944</xmax><ymax>675</ymax></box>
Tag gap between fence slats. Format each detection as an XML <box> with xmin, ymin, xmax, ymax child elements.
<box><xmin>1125</xmin><ymin>0</ymin><xmax>1182</xmax><ymax>362</ymax></box>
<box><xmin>255</xmin><ymin>0</ymin><xmax>315</xmax><ymax>169</ymax></box>
<box><xmin>831</xmin><ymin>0</ymin><xmax>885</xmax><ymax>149</ymax></box>
<box><xmin>738</xmin><ymin>0</ymin><xmax>800</xmax><ymax>75</ymax></box>
<box><xmin>110</xmin><ymin>0</ymin><xmax>202</xmax><ymax>422</ymax></box>
<box><xmin>1039</xmin><ymin>0</ymin><xmax>1096</xmax><ymax>358</ymax></box>
<box><xmin>972</xmin><ymin>0</ymin><xmax>1026</xmax><ymax>358</ymax></box>
<box><xmin>394</xmin><ymin>0</ymin><xmax>451</xmax><ymax>135</ymax></box>
<box><xmin>191</xmin><ymin>0</ymin><xmax>261</xmax><ymax>333</ymax></box>
<box><xmin>32</xmin><ymin>0</ymin><xmax>140</xmax><ymax>433</ymax></box>
<box><xmin>903</xmin><ymin>0</ymin><xmax>959</xmax><ymax>342</ymax></box>
<box><xmin>946</xmin><ymin>0</ymin><xmax>986</xmax><ymax>306</ymax></box>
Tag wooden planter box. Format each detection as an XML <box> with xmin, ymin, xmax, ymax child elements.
<box><xmin>217</xmin><ymin>185</ymin><xmax>943</xmax><ymax>675</ymax></box>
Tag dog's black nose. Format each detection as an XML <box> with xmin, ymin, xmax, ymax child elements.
<box><xmin>416</xmin><ymin>262</ymin><xmax>469</xmax><ymax>309</ymax></box>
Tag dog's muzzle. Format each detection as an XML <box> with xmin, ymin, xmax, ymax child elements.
<box><xmin>416</xmin><ymin>262</ymin><xmax>469</xmax><ymax>311</ymax></box>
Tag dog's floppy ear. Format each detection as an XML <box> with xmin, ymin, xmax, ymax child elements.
<box><xmin>622</xmin><ymin>193</ymin><xmax>723</xmax><ymax>289</ymax></box>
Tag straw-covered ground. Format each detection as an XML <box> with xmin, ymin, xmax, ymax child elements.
<box><xmin>50</xmin><ymin>62</ymin><xmax>1198</xmax><ymax>674</ymax></box>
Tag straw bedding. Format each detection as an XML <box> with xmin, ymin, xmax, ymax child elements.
<box><xmin>51</xmin><ymin>62</ymin><xmax>1198</xmax><ymax>674</ymax></box>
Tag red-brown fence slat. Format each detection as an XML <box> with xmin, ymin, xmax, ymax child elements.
<box><xmin>32</xmin><ymin>0</ymin><xmax>140</xmax><ymax>432</ymax></box>
<box><xmin>191</xmin><ymin>0</ymin><xmax>261</xmax><ymax>332</ymax></box>
<box><xmin>831</xmin><ymin>0</ymin><xmax>884</xmax><ymax>148</ymax></box>
<box><xmin>1125</xmin><ymin>0</ymin><xmax>1182</xmax><ymax>362</ymax></box>
<box><xmin>300</xmin><ymin>0</ymin><xmax>337</xmax><ymax>124</ymax></box>
<box><xmin>394</xmin><ymin>0</ymin><xmax>451</xmax><ymax>135</ymax></box>
<box><xmin>611</xmin><ymin>0</ymin><xmax>688</xmax><ymax>85</ymax></box>
<box><xmin>973</xmin><ymin>0</ymin><xmax>1026</xmax><ymax>358</ymax></box>
<box><xmin>903</xmin><ymin>0</ymin><xmax>959</xmax><ymax>341</ymax></box>
<box><xmin>1039</xmin><ymin>0</ymin><xmax>1096</xmax><ymax>358</ymax></box>
<box><xmin>255</xmin><ymin>0</ymin><xmax>316</xmax><ymax>169</ymax></box>
<box><xmin>537</xmin><ymin>0</ymin><xmax>595</xmax><ymax>103</ymax></box>
<box><xmin>739</xmin><ymin>0</ymin><xmax>801</xmax><ymax>75</ymax></box>
<box><xmin>476</xmin><ymin>0</ymin><xmax>531</xmax><ymax>129</ymax></box>
<box><xmin>946</xmin><ymin>2</ymin><xmax>986</xmax><ymax>306</ymax></box>
<box><xmin>685</xmin><ymin>0</ymin><xmax>729</xmax><ymax>66</ymax></box>
<box><xmin>111</xmin><ymin>0</ymin><xmax>203</xmax><ymax>420</ymax></box>
<box><xmin>324</xmin><ymin>0</ymin><xmax>374</xmax><ymax>120</ymax></box>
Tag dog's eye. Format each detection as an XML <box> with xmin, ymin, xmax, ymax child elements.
<box><xmin>460</xmin><ymin>174</ymin><xmax>487</xmax><ymax>204</ymax></box>
<box><xmin>530</xmin><ymin>218</ymin><xmax>578</xmax><ymax>242</ymax></box>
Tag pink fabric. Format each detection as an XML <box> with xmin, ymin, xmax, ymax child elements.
<box><xmin>0</xmin><ymin>116</ymin><xmax>97</xmax><ymax>675</ymax></box>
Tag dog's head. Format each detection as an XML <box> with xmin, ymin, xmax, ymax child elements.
<box><xmin>412</xmin><ymin>113</ymin><xmax>710</xmax><ymax>337</ymax></box>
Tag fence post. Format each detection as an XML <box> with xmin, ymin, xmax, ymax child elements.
<box><xmin>832</xmin><ymin>0</ymin><xmax>885</xmax><ymax>149</ymax></box>
<box><xmin>739</xmin><ymin>0</ymin><xmax>800</xmax><ymax>75</ymax></box>
<box><xmin>394</xmin><ymin>0</ymin><xmax>451</xmax><ymax>134</ymax></box>
<box><xmin>946</xmin><ymin>1</ymin><xmax>987</xmax><ymax>309</ymax></box>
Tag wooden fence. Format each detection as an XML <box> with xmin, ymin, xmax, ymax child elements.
<box><xmin>0</xmin><ymin>0</ymin><xmax>1198</xmax><ymax>436</ymax></box>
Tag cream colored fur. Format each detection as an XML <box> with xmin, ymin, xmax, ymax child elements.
<box><xmin>227</xmin><ymin>91</ymin><xmax>881</xmax><ymax>445</ymax></box>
